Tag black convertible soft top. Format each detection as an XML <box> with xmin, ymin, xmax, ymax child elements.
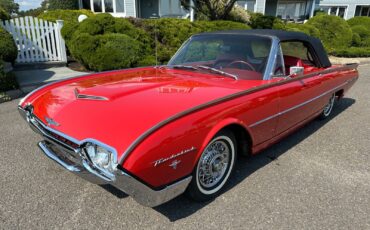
<box><xmin>201</xmin><ymin>29</ymin><xmax>332</xmax><ymax>68</ymax></box>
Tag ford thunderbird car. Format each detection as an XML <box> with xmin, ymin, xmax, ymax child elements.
<box><xmin>18</xmin><ymin>30</ymin><xmax>359</xmax><ymax>207</ymax></box>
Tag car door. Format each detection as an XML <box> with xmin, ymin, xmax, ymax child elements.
<box><xmin>275</xmin><ymin>41</ymin><xmax>330</xmax><ymax>134</ymax></box>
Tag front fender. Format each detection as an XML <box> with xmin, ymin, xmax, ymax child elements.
<box><xmin>121</xmin><ymin>107</ymin><xmax>252</xmax><ymax>188</ymax></box>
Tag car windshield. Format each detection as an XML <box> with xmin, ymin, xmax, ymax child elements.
<box><xmin>168</xmin><ymin>34</ymin><xmax>272</xmax><ymax>80</ymax></box>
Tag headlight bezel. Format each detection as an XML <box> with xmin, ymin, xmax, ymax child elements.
<box><xmin>81</xmin><ymin>140</ymin><xmax>118</xmax><ymax>181</ymax></box>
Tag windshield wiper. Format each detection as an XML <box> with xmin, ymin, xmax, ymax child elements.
<box><xmin>197</xmin><ymin>65</ymin><xmax>238</xmax><ymax>80</ymax></box>
<box><xmin>167</xmin><ymin>65</ymin><xmax>199</xmax><ymax>70</ymax></box>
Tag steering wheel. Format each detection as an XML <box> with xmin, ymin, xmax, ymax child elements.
<box><xmin>226</xmin><ymin>60</ymin><xmax>256</xmax><ymax>71</ymax></box>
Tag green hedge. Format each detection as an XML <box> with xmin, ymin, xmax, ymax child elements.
<box><xmin>0</xmin><ymin>27</ymin><xmax>17</xmax><ymax>63</ymax></box>
<box><xmin>331</xmin><ymin>47</ymin><xmax>370</xmax><ymax>57</ymax></box>
<box><xmin>0</xmin><ymin>62</ymin><xmax>18</xmax><ymax>92</ymax></box>
<box><xmin>306</xmin><ymin>15</ymin><xmax>352</xmax><ymax>51</ymax></box>
<box><xmin>63</xmin><ymin>14</ymin><xmax>250</xmax><ymax>71</ymax></box>
<box><xmin>38</xmin><ymin>9</ymin><xmax>94</xmax><ymax>23</ymax></box>
<box><xmin>48</xmin><ymin>0</ymin><xmax>79</xmax><ymax>10</ymax></box>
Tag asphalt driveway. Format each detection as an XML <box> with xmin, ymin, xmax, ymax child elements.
<box><xmin>0</xmin><ymin>65</ymin><xmax>369</xmax><ymax>229</ymax></box>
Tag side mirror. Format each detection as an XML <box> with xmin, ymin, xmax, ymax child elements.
<box><xmin>289</xmin><ymin>66</ymin><xmax>304</xmax><ymax>77</ymax></box>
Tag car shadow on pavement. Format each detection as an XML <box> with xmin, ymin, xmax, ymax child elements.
<box><xmin>153</xmin><ymin>97</ymin><xmax>356</xmax><ymax>222</ymax></box>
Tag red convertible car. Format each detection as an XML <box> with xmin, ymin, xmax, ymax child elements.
<box><xmin>18</xmin><ymin>30</ymin><xmax>358</xmax><ymax>207</ymax></box>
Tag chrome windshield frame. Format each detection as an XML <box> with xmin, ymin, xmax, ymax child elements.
<box><xmin>168</xmin><ymin>34</ymin><xmax>282</xmax><ymax>81</ymax></box>
<box><xmin>263</xmin><ymin>36</ymin><xmax>282</xmax><ymax>80</ymax></box>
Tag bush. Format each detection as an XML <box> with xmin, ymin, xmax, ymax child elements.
<box><xmin>91</xmin><ymin>34</ymin><xmax>141</xmax><ymax>71</ymax></box>
<box><xmin>0</xmin><ymin>27</ymin><xmax>17</xmax><ymax>63</ymax></box>
<box><xmin>352</xmin><ymin>33</ymin><xmax>362</xmax><ymax>46</ymax></box>
<box><xmin>64</xmin><ymin>15</ymin><xmax>250</xmax><ymax>70</ymax></box>
<box><xmin>331</xmin><ymin>47</ymin><xmax>370</xmax><ymax>57</ymax></box>
<box><xmin>351</xmin><ymin>25</ymin><xmax>370</xmax><ymax>46</ymax></box>
<box><xmin>306</xmin><ymin>15</ymin><xmax>352</xmax><ymax>51</ymax></box>
<box><xmin>249</xmin><ymin>12</ymin><xmax>282</xmax><ymax>29</ymax></box>
<box><xmin>0</xmin><ymin>63</ymin><xmax>18</xmax><ymax>92</ymax></box>
<box><xmin>69</xmin><ymin>33</ymin><xmax>141</xmax><ymax>71</ymax></box>
<box><xmin>48</xmin><ymin>0</ymin><xmax>79</xmax><ymax>10</ymax></box>
<box><xmin>38</xmin><ymin>9</ymin><xmax>94</xmax><ymax>23</ymax></box>
<box><xmin>347</xmin><ymin>16</ymin><xmax>370</xmax><ymax>28</ymax></box>
<box><xmin>77</xmin><ymin>13</ymin><xmax>116</xmax><ymax>35</ymax></box>
<box><xmin>281</xmin><ymin>23</ymin><xmax>320</xmax><ymax>38</ymax></box>
<box><xmin>226</xmin><ymin>6</ymin><xmax>250</xmax><ymax>23</ymax></box>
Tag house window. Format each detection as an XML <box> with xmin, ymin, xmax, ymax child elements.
<box><xmin>116</xmin><ymin>0</ymin><xmax>125</xmax><ymax>13</ymax></box>
<box><xmin>82</xmin><ymin>0</ymin><xmax>91</xmax><ymax>9</ymax></box>
<box><xmin>105</xmin><ymin>0</ymin><xmax>114</xmax><ymax>12</ymax></box>
<box><xmin>83</xmin><ymin>0</ymin><xmax>125</xmax><ymax>14</ymax></box>
<box><xmin>276</xmin><ymin>1</ymin><xmax>306</xmax><ymax>21</ymax></box>
<box><xmin>320</xmin><ymin>6</ymin><xmax>347</xmax><ymax>18</ymax></box>
<box><xmin>355</xmin><ymin>5</ymin><xmax>370</xmax><ymax>17</ymax></box>
<box><xmin>93</xmin><ymin>0</ymin><xmax>103</xmax><ymax>12</ymax></box>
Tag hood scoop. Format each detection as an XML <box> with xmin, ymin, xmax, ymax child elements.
<box><xmin>74</xmin><ymin>88</ymin><xmax>108</xmax><ymax>101</ymax></box>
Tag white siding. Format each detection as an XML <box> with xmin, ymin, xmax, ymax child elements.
<box><xmin>125</xmin><ymin>0</ymin><xmax>136</xmax><ymax>17</ymax></box>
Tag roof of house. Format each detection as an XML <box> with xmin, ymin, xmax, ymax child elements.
<box><xmin>195</xmin><ymin>29</ymin><xmax>332</xmax><ymax>68</ymax></box>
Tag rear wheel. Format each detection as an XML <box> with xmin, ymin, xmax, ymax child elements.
<box><xmin>319</xmin><ymin>94</ymin><xmax>335</xmax><ymax>120</ymax></box>
<box><xmin>186</xmin><ymin>130</ymin><xmax>237</xmax><ymax>201</ymax></box>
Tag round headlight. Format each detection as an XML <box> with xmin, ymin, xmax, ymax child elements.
<box><xmin>84</xmin><ymin>143</ymin><xmax>116</xmax><ymax>173</ymax></box>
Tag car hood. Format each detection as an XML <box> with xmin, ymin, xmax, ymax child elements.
<box><xmin>28</xmin><ymin>67</ymin><xmax>264</xmax><ymax>160</ymax></box>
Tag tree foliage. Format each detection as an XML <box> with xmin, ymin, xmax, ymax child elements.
<box><xmin>0</xmin><ymin>0</ymin><xmax>19</xmax><ymax>15</ymax></box>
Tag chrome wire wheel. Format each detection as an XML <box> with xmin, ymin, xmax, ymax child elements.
<box><xmin>195</xmin><ymin>135</ymin><xmax>235</xmax><ymax>195</ymax></box>
<box><xmin>323</xmin><ymin>94</ymin><xmax>335</xmax><ymax>117</ymax></box>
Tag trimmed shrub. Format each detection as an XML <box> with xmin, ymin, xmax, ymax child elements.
<box><xmin>347</xmin><ymin>16</ymin><xmax>370</xmax><ymax>28</ymax></box>
<box><xmin>69</xmin><ymin>33</ymin><xmax>141</xmax><ymax>71</ymax></box>
<box><xmin>350</xmin><ymin>25</ymin><xmax>370</xmax><ymax>47</ymax></box>
<box><xmin>331</xmin><ymin>47</ymin><xmax>370</xmax><ymax>57</ymax></box>
<box><xmin>69</xmin><ymin>33</ymin><xmax>99</xmax><ymax>68</ymax></box>
<box><xmin>65</xmin><ymin>15</ymin><xmax>250</xmax><ymax>70</ymax></box>
<box><xmin>249</xmin><ymin>13</ymin><xmax>282</xmax><ymax>29</ymax></box>
<box><xmin>91</xmin><ymin>34</ymin><xmax>141</xmax><ymax>71</ymax></box>
<box><xmin>0</xmin><ymin>27</ymin><xmax>17</xmax><ymax>63</ymax></box>
<box><xmin>77</xmin><ymin>13</ymin><xmax>116</xmax><ymax>35</ymax></box>
<box><xmin>195</xmin><ymin>20</ymin><xmax>250</xmax><ymax>31</ymax></box>
<box><xmin>352</xmin><ymin>33</ymin><xmax>362</xmax><ymax>46</ymax></box>
<box><xmin>0</xmin><ymin>62</ymin><xmax>18</xmax><ymax>92</ymax></box>
<box><xmin>306</xmin><ymin>15</ymin><xmax>352</xmax><ymax>51</ymax></box>
<box><xmin>38</xmin><ymin>9</ymin><xmax>94</xmax><ymax>23</ymax></box>
<box><xmin>281</xmin><ymin>23</ymin><xmax>320</xmax><ymax>38</ymax></box>
<box><xmin>48</xmin><ymin>0</ymin><xmax>79</xmax><ymax>10</ymax></box>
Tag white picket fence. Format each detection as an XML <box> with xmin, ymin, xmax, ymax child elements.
<box><xmin>0</xmin><ymin>16</ymin><xmax>67</xmax><ymax>64</ymax></box>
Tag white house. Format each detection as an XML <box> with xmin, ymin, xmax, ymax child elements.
<box><xmin>78</xmin><ymin>0</ymin><xmax>192</xmax><ymax>19</ymax></box>
<box><xmin>316</xmin><ymin>0</ymin><xmax>370</xmax><ymax>19</ymax></box>
<box><xmin>236</xmin><ymin>0</ymin><xmax>370</xmax><ymax>20</ymax></box>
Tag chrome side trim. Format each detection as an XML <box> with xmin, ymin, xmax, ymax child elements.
<box><xmin>119</xmin><ymin>64</ymin><xmax>358</xmax><ymax>164</ymax></box>
<box><xmin>249</xmin><ymin>81</ymin><xmax>348</xmax><ymax>128</ymax></box>
<box><xmin>38</xmin><ymin>141</ymin><xmax>191</xmax><ymax>207</ymax></box>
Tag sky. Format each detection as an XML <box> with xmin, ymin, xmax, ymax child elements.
<box><xmin>15</xmin><ymin>0</ymin><xmax>42</xmax><ymax>11</ymax></box>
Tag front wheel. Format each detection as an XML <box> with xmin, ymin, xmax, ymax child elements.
<box><xmin>319</xmin><ymin>94</ymin><xmax>335</xmax><ymax>120</ymax></box>
<box><xmin>185</xmin><ymin>130</ymin><xmax>237</xmax><ymax>201</ymax></box>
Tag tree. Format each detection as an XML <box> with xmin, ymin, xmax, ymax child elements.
<box><xmin>0</xmin><ymin>0</ymin><xmax>19</xmax><ymax>15</ymax></box>
<box><xmin>181</xmin><ymin>0</ymin><xmax>239</xmax><ymax>20</ymax></box>
<box><xmin>18</xmin><ymin>0</ymin><xmax>48</xmax><ymax>17</ymax></box>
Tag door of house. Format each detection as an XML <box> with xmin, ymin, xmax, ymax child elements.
<box><xmin>139</xmin><ymin>0</ymin><xmax>159</xmax><ymax>18</ymax></box>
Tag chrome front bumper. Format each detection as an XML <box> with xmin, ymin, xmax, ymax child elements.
<box><xmin>19</xmin><ymin>106</ymin><xmax>191</xmax><ymax>207</ymax></box>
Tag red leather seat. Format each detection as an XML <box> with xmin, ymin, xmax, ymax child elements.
<box><xmin>283</xmin><ymin>55</ymin><xmax>303</xmax><ymax>70</ymax></box>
